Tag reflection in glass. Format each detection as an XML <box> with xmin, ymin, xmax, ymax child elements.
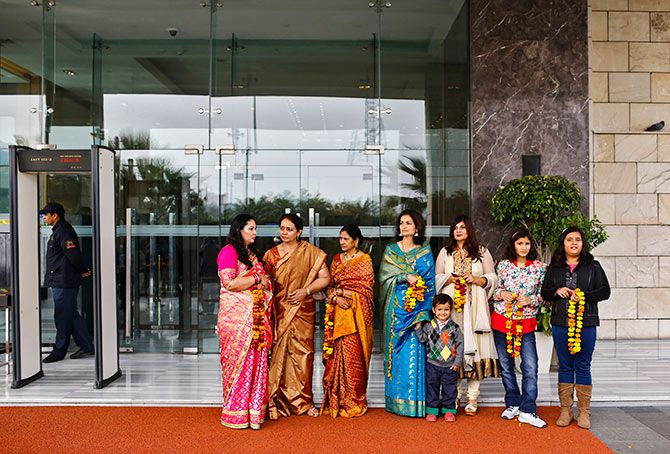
<box><xmin>0</xmin><ymin>0</ymin><xmax>470</xmax><ymax>353</ymax></box>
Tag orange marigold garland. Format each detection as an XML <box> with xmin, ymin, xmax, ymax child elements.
<box><xmin>322</xmin><ymin>295</ymin><xmax>335</xmax><ymax>359</ymax></box>
<box><xmin>250</xmin><ymin>288</ymin><xmax>267</xmax><ymax>351</ymax></box>
<box><xmin>567</xmin><ymin>288</ymin><xmax>585</xmax><ymax>354</ymax></box>
<box><xmin>403</xmin><ymin>276</ymin><xmax>427</xmax><ymax>312</ymax></box>
<box><xmin>505</xmin><ymin>293</ymin><xmax>523</xmax><ymax>358</ymax></box>
<box><xmin>453</xmin><ymin>277</ymin><xmax>467</xmax><ymax>312</ymax></box>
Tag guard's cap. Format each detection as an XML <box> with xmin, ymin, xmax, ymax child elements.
<box><xmin>39</xmin><ymin>202</ymin><xmax>65</xmax><ymax>218</ymax></box>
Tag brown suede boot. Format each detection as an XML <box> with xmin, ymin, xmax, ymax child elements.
<box><xmin>575</xmin><ymin>384</ymin><xmax>592</xmax><ymax>429</ymax></box>
<box><xmin>556</xmin><ymin>383</ymin><xmax>574</xmax><ymax>427</ymax></box>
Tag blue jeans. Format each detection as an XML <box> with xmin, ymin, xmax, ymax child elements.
<box><xmin>52</xmin><ymin>287</ymin><xmax>94</xmax><ymax>357</ymax></box>
<box><xmin>552</xmin><ymin>325</ymin><xmax>596</xmax><ymax>385</ymax></box>
<box><xmin>493</xmin><ymin>330</ymin><xmax>539</xmax><ymax>413</ymax></box>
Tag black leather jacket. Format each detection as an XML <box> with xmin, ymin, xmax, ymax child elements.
<box><xmin>540</xmin><ymin>260</ymin><xmax>611</xmax><ymax>328</ymax></box>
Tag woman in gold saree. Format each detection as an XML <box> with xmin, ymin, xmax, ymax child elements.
<box><xmin>263</xmin><ymin>213</ymin><xmax>331</xmax><ymax>419</ymax></box>
<box><xmin>321</xmin><ymin>224</ymin><xmax>374</xmax><ymax>418</ymax></box>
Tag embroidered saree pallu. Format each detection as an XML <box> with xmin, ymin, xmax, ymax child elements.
<box><xmin>321</xmin><ymin>253</ymin><xmax>374</xmax><ymax>418</ymax></box>
<box><xmin>435</xmin><ymin>247</ymin><xmax>500</xmax><ymax>381</ymax></box>
<box><xmin>380</xmin><ymin>242</ymin><xmax>435</xmax><ymax>417</ymax></box>
<box><xmin>217</xmin><ymin>245</ymin><xmax>272</xmax><ymax>430</ymax></box>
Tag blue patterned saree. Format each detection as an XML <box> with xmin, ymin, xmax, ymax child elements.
<box><xmin>380</xmin><ymin>242</ymin><xmax>435</xmax><ymax>417</ymax></box>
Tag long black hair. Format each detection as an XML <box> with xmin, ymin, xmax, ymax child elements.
<box><xmin>446</xmin><ymin>214</ymin><xmax>483</xmax><ymax>260</ymax></box>
<box><xmin>504</xmin><ymin>228</ymin><xmax>539</xmax><ymax>262</ymax></box>
<box><xmin>227</xmin><ymin>214</ymin><xmax>262</xmax><ymax>268</ymax></box>
<box><xmin>395</xmin><ymin>209</ymin><xmax>426</xmax><ymax>244</ymax></box>
<box><xmin>550</xmin><ymin>226</ymin><xmax>594</xmax><ymax>267</ymax></box>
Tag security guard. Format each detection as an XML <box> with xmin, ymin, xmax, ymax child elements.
<box><xmin>40</xmin><ymin>202</ymin><xmax>94</xmax><ymax>363</ymax></box>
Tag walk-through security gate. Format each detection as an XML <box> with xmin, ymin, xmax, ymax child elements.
<box><xmin>9</xmin><ymin>145</ymin><xmax>121</xmax><ymax>389</ymax></box>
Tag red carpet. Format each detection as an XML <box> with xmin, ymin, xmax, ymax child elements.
<box><xmin>2</xmin><ymin>406</ymin><xmax>612</xmax><ymax>453</ymax></box>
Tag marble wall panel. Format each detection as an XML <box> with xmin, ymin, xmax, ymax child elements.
<box><xmin>594</xmin><ymin>134</ymin><xmax>615</xmax><ymax>161</ymax></box>
<box><xmin>638</xmin><ymin>225</ymin><xmax>670</xmax><ymax>255</ymax></box>
<box><xmin>630</xmin><ymin>43</ymin><xmax>670</xmax><ymax>72</ymax></box>
<box><xmin>471</xmin><ymin>0</ymin><xmax>589</xmax><ymax>255</ymax></box>
<box><xmin>630</xmin><ymin>0</ymin><xmax>670</xmax><ymax>11</ymax></box>
<box><xmin>660</xmin><ymin>320</ymin><xmax>670</xmax><ymax>338</ymax></box>
<box><xmin>651</xmin><ymin>73</ymin><xmax>670</xmax><ymax>102</ymax></box>
<box><xmin>599</xmin><ymin>288</ymin><xmax>638</xmax><ymax>319</ymax></box>
<box><xmin>638</xmin><ymin>288</ymin><xmax>670</xmax><ymax>318</ymax></box>
<box><xmin>616</xmin><ymin>319</ymin><xmax>659</xmax><ymax>339</ymax></box>
<box><xmin>593</xmin><ymin>0</ymin><xmax>630</xmax><ymax>11</ymax></box>
<box><xmin>638</xmin><ymin>162</ymin><xmax>670</xmax><ymax>192</ymax></box>
<box><xmin>659</xmin><ymin>135</ymin><xmax>670</xmax><ymax>161</ymax></box>
<box><xmin>615</xmin><ymin>194</ymin><xmax>658</xmax><ymax>224</ymax></box>
<box><xmin>651</xmin><ymin>12</ymin><xmax>670</xmax><ymax>41</ymax></box>
<box><xmin>609</xmin><ymin>73</ymin><xmax>651</xmax><ymax>102</ymax></box>
<box><xmin>616</xmin><ymin>256</ymin><xmax>659</xmax><ymax>287</ymax></box>
<box><xmin>614</xmin><ymin>134</ymin><xmax>657</xmax><ymax>161</ymax></box>
<box><xmin>659</xmin><ymin>194</ymin><xmax>670</xmax><ymax>223</ymax></box>
<box><xmin>609</xmin><ymin>12</ymin><xmax>650</xmax><ymax>41</ymax></box>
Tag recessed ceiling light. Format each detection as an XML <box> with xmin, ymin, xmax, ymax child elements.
<box><xmin>63</xmin><ymin>69</ymin><xmax>77</xmax><ymax>76</ymax></box>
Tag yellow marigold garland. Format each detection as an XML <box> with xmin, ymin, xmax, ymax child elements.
<box><xmin>250</xmin><ymin>288</ymin><xmax>266</xmax><ymax>351</ymax></box>
<box><xmin>567</xmin><ymin>288</ymin><xmax>585</xmax><ymax>354</ymax></box>
<box><xmin>403</xmin><ymin>276</ymin><xmax>427</xmax><ymax>312</ymax></box>
<box><xmin>453</xmin><ymin>277</ymin><xmax>467</xmax><ymax>312</ymax></box>
<box><xmin>505</xmin><ymin>293</ymin><xmax>523</xmax><ymax>358</ymax></box>
<box><xmin>322</xmin><ymin>295</ymin><xmax>335</xmax><ymax>359</ymax></box>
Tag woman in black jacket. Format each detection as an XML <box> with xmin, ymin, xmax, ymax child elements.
<box><xmin>541</xmin><ymin>227</ymin><xmax>610</xmax><ymax>430</ymax></box>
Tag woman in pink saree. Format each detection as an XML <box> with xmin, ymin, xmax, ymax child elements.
<box><xmin>217</xmin><ymin>214</ymin><xmax>272</xmax><ymax>429</ymax></box>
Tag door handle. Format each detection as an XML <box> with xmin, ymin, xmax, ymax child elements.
<box><xmin>125</xmin><ymin>208</ymin><xmax>133</xmax><ymax>341</ymax></box>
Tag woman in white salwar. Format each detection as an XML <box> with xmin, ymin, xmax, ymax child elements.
<box><xmin>435</xmin><ymin>215</ymin><xmax>499</xmax><ymax>416</ymax></box>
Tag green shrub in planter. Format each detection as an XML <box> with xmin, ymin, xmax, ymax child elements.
<box><xmin>490</xmin><ymin>175</ymin><xmax>608</xmax><ymax>335</ymax></box>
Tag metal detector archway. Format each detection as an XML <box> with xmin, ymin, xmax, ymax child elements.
<box><xmin>9</xmin><ymin>145</ymin><xmax>121</xmax><ymax>389</ymax></box>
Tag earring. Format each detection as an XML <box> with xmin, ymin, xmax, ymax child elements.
<box><xmin>414</xmin><ymin>232</ymin><xmax>419</xmax><ymax>237</ymax></box>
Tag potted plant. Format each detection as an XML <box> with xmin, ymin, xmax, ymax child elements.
<box><xmin>490</xmin><ymin>176</ymin><xmax>608</xmax><ymax>372</ymax></box>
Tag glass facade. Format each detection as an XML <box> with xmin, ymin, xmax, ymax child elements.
<box><xmin>0</xmin><ymin>0</ymin><xmax>470</xmax><ymax>353</ymax></box>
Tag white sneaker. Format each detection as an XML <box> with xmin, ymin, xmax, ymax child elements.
<box><xmin>501</xmin><ymin>406</ymin><xmax>520</xmax><ymax>420</ymax></box>
<box><xmin>518</xmin><ymin>411</ymin><xmax>548</xmax><ymax>428</ymax></box>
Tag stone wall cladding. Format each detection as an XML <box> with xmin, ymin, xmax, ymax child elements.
<box><xmin>590</xmin><ymin>1</ymin><xmax>670</xmax><ymax>339</ymax></box>
<box><xmin>470</xmin><ymin>0</ymin><xmax>589</xmax><ymax>258</ymax></box>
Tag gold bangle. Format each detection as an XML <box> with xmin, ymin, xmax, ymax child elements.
<box><xmin>305</xmin><ymin>287</ymin><xmax>311</xmax><ymax>296</ymax></box>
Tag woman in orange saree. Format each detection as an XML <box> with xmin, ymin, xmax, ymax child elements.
<box><xmin>321</xmin><ymin>224</ymin><xmax>374</xmax><ymax>418</ymax></box>
<box><xmin>263</xmin><ymin>213</ymin><xmax>331</xmax><ymax>419</ymax></box>
<box><xmin>218</xmin><ymin>214</ymin><xmax>273</xmax><ymax>430</ymax></box>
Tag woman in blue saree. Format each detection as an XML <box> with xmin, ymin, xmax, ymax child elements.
<box><xmin>380</xmin><ymin>209</ymin><xmax>435</xmax><ymax>417</ymax></box>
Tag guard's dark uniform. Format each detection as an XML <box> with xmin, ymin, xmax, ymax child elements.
<box><xmin>45</xmin><ymin>219</ymin><xmax>94</xmax><ymax>358</ymax></box>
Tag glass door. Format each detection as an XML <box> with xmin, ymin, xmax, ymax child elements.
<box><xmin>106</xmin><ymin>2</ymin><xmax>218</xmax><ymax>353</ymax></box>
<box><xmin>196</xmin><ymin>147</ymin><xmax>247</xmax><ymax>353</ymax></box>
<box><xmin>118</xmin><ymin>149</ymin><xmax>201</xmax><ymax>353</ymax></box>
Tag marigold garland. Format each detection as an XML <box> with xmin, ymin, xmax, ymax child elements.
<box><xmin>322</xmin><ymin>295</ymin><xmax>335</xmax><ymax>359</ymax></box>
<box><xmin>403</xmin><ymin>276</ymin><xmax>427</xmax><ymax>312</ymax></box>
<box><xmin>250</xmin><ymin>288</ymin><xmax>266</xmax><ymax>351</ymax></box>
<box><xmin>567</xmin><ymin>288</ymin><xmax>585</xmax><ymax>354</ymax></box>
<box><xmin>453</xmin><ymin>277</ymin><xmax>467</xmax><ymax>312</ymax></box>
<box><xmin>505</xmin><ymin>293</ymin><xmax>523</xmax><ymax>358</ymax></box>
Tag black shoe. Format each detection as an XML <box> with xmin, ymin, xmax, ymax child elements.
<box><xmin>70</xmin><ymin>348</ymin><xmax>94</xmax><ymax>359</ymax></box>
<box><xmin>43</xmin><ymin>353</ymin><xmax>65</xmax><ymax>363</ymax></box>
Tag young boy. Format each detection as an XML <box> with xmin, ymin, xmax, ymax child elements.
<box><xmin>416</xmin><ymin>293</ymin><xmax>463</xmax><ymax>422</ymax></box>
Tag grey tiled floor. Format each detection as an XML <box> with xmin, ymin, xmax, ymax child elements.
<box><xmin>591</xmin><ymin>407</ymin><xmax>670</xmax><ymax>453</ymax></box>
